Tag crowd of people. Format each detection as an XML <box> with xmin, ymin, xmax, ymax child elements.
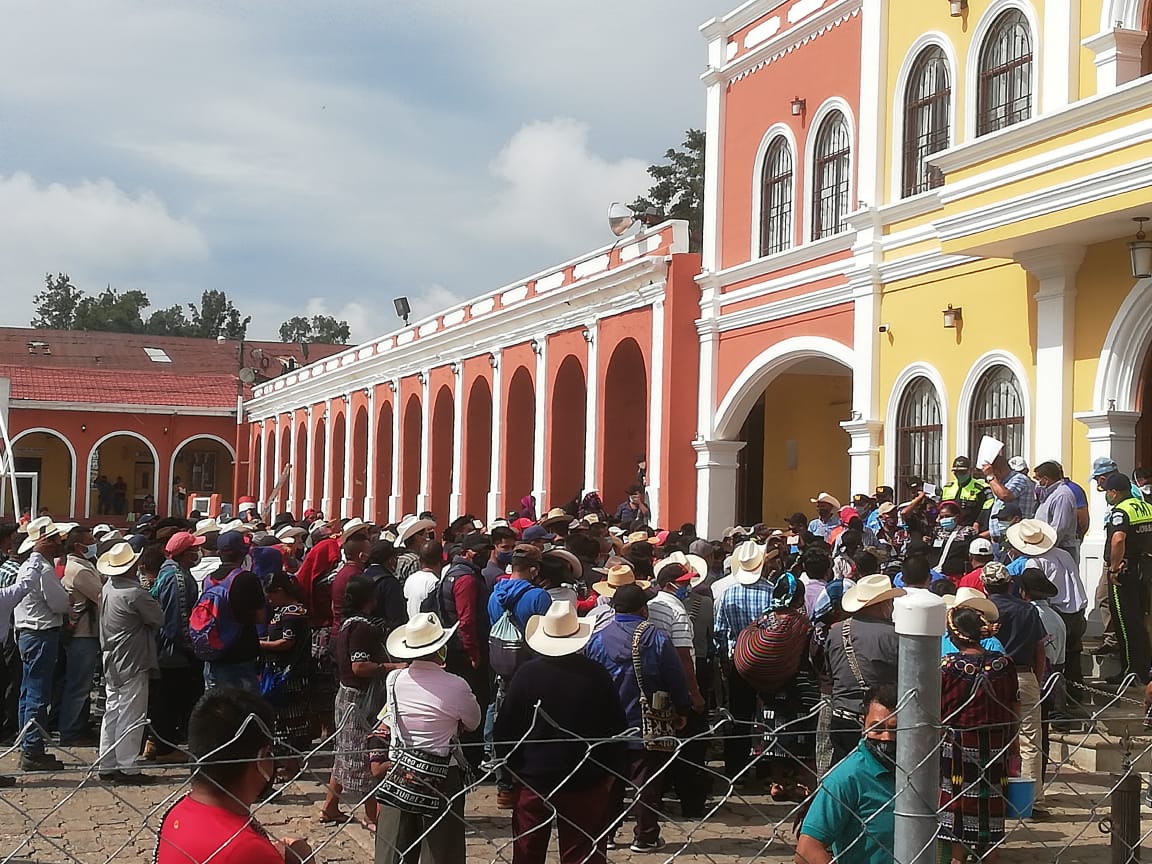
<box><xmin>0</xmin><ymin>452</ymin><xmax>1148</xmax><ymax>864</ymax></box>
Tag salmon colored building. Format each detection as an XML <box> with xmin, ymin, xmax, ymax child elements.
<box><xmin>243</xmin><ymin>222</ymin><xmax>702</xmax><ymax>530</ymax></box>
<box><xmin>0</xmin><ymin>331</ymin><xmax>329</xmax><ymax>522</ymax></box>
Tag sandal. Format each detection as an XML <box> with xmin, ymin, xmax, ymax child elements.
<box><xmin>359</xmin><ymin>818</ymin><xmax>377</xmax><ymax>833</ymax></box>
<box><xmin>317</xmin><ymin>809</ymin><xmax>350</xmax><ymax>825</ymax></box>
<box><xmin>769</xmin><ymin>783</ymin><xmax>786</xmax><ymax>801</ymax></box>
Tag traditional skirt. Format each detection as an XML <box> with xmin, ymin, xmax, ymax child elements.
<box><xmin>273</xmin><ymin>669</ymin><xmax>312</xmax><ymax>752</ymax></box>
<box><xmin>758</xmin><ymin>668</ymin><xmax>820</xmax><ymax>763</ymax></box>
<box><xmin>332</xmin><ymin>683</ymin><xmax>376</xmax><ymax>798</ymax></box>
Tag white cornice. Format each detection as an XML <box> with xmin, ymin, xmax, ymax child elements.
<box><xmin>701</xmin><ymin>0</ymin><xmax>790</xmax><ymax>41</ymax></box>
<box><xmin>11</xmin><ymin>399</ymin><xmax>237</xmax><ymax>417</ymax></box>
<box><xmin>716</xmin><ymin>255</ymin><xmax>854</xmax><ymax>310</ymax></box>
<box><xmin>711</xmin><ymin>231</ymin><xmax>856</xmax><ymax>287</ymax></box>
<box><xmin>877</xmin><ymin>250</ymin><xmax>981</xmax><ymax>284</ymax></box>
<box><xmin>714</xmin><ymin>282</ymin><xmax>853</xmax><ymax>333</ymax></box>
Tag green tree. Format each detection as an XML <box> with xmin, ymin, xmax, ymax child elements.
<box><xmin>278</xmin><ymin>316</ymin><xmax>312</xmax><ymax>343</ymax></box>
<box><xmin>278</xmin><ymin>314</ymin><xmax>351</xmax><ymax>345</ymax></box>
<box><xmin>146</xmin><ymin>304</ymin><xmax>192</xmax><ymax>336</ymax></box>
<box><xmin>188</xmin><ymin>290</ymin><xmax>250</xmax><ymax>340</ymax></box>
<box><xmin>72</xmin><ymin>287</ymin><xmax>151</xmax><ymax>333</ymax></box>
<box><xmin>631</xmin><ymin>128</ymin><xmax>704</xmax><ymax>252</ymax></box>
<box><xmin>31</xmin><ymin>273</ymin><xmax>84</xmax><ymax>329</ymax></box>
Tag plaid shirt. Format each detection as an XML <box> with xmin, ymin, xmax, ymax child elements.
<box><xmin>714</xmin><ymin>578</ymin><xmax>775</xmax><ymax>657</ymax></box>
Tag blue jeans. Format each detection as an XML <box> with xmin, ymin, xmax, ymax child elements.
<box><xmin>60</xmin><ymin>637</ymin><xmax>100</xmax><ymax>742</ymax></box>
<box><xmin>17</xmin><ymin>629</ymin><xmax>60</xmax><ymax>756</ymax></box>
<box><xmin>204</xmin><ymin>660</ymin><xmax>258</xmax><ymax>694</ymax></box>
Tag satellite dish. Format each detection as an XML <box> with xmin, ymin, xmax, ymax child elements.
<box><xmin>238</xmin><ymin>367</ymin><xmax>257</xmax><ymax>384</ymax></box>
<box><xmin>608</xmin><ymin>202</ymin><xmax>637</xmax><ymax>237</ymax></box>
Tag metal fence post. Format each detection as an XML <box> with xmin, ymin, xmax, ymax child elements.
<box><xmin>1109</xmin><ymin>771</ymin><xmax>1141</xmax><ymax>863</ymax></box>
<box><xmin>893</xmin><ymin>590</ymin><xmax>947</xmax><ymax>864</ymax></box>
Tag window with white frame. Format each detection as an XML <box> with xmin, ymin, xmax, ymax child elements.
<box><xmin>902</xmin><ymin>46</ymin><xmax>950</xmax><ymax>197</ymax></box>
<box><xmin>976</xmin><ymin>10</ymin><xmax>1033</xmax><ymax>137</ymax></box>
<box><xmin>969</xmin><ymin>365</ymin><xmax>1025</xmax><ymax>458</ymax></box>
<box><xmin>896</xmin><ymin>376</ymin><xmax>943</xmax><ymax>492</ymax></box>
<box><xmin>811</xmin><ymin>111</ymin><xmax>851</xmax><ymax>240</ymax></box>
<box><xmin>759</xmin><ymin>136</ymin><xmax>793</xmax><ymax>257</ymax></box>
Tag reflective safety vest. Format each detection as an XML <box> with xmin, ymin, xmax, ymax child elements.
<box><xmin>1112</xmin><ymin>497</ymin><xmax>1152</xmax><ymax>558</ymax></box>
<box><xmin>940</xmin><ymin>478</ymin><xmax>992</xmax><ymax>511</ymax></box>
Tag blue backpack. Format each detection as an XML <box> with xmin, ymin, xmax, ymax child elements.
<box><xmin>189</xmin><ymin>568</ymin><xmax>244</xmax><ymax>661</ymax></box>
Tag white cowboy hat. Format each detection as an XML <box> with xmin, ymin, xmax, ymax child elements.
<box><xmin>655</xmin><ymin>551</ymin><xmax>709</xmax><ymax>589</ymax></box>
<box><xmin>1005</xmin><ymin>519</ymin><xmax>1056</xmax><ymax>556</ymax></box>
<box><xmin>592</xmin><ymin>559</ymin><xmax>650</xmax><ymax>597</ymax></box>
<box><xmin>525</xmin><ymin>601</ymin><xmax>593</xmax><ymax>656</ymax></box>
<box><xmin>216</xmin><ymin>519</ymin><xmax>251</xmax><ymax>535</ymax></box>
<box><xmin>18</xmin><ymin>517</ymin><xmax>65</xmax><ymax>554</ymax></box>
<box><xmin>944</xmin><ymin>586</ymin><xmax>1000</xmax><ymax>621</ymax></box>
<box><xmin>97</xmin><ymin>541</ymin><xmax>142</xmax><ymax>577</ymax></box>
<box><xmin>487</xmin><ymin>519</ymin><xmax>510</xmax><ymax>532</ymax></box>
<box><xmin>396</xmin><ymin>514</ymin><xmax>435</xmax><ymax>545</ymax></box>
<box><xmin>841</xmin><ymin>574</ymin><xmax>906</xmax><ymax>613</ymax></box>
<box><xmin>877</xmin><ymin>501</ymin><xmax>897</xmax><ymax>516</ymax></box>
<box><xmin>543</xmin><ymin>548</ymin><xmax>583</xmax><ymax>583</ymax></box>
<box><xmin>732</xmin><ymin>541</ymin><xmax>767</xmax><ymax>585</ymax></box>
<box><xmin>539</xmin><ymin>508</ymin><xmax>570</xmax><ymax>528</ymax></box>
<box><xmin>810</xmin><ymin>492</ymin><xmax>842</xmax><ymax>509</ymax></box>
<box><xmin>339</xmin><ymin>517</ymin><xmax>374</xmax><ymax>543</ymax></box>
<box><xmin>194</xmin><ymin>518</ymin><xmax>222</xmax><ymax>537</ymax></box>
<box><xmin>91</xmin><ymin>523</ymin><xmax>115</xmax><ymax>540</ymax></box>
<box><xmin>386</xmin><ymin>612</ymin><xmax>458</xmax><ymax>659</ymax></box>
<box><xmin>275</xmin><ymin>524</ymin><xmax>308</xmax><ymax>541</ymax></box>
<box><xmin>54</xmin><ymin>522</ymin><xmax>79</xmax><ymax>539</ymax></box>
<box><xmin>607</xmin><ymin>526</ymin><xmax>625</xmax><ymax>538</ymax></box>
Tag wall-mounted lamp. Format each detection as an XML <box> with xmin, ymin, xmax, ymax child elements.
<box><xmin>417</xmin><ymin>371</ymin><xmax>427</xmax><ymax>385</ymax></box>
<box><xmin>449</xmin><ymin>361</ymin><xmax>461</xmax><ymax>374</ymax></box>
<box><xmin>581</xmin><ymin>328</ymin><xmax>594</xmax><ymax>344</ymax></box>
<box><xmin>488</xmin><ymin>353</ymin><xmax>499</xmax><ymax>368</ymax></box>
<box><xmin>942</xmin><ymin>304</ymin><xmax>963</xmax><ymax>328</ymax></box>
<box><xmin>394</xmin><ymin>297</ymin><xmax>411</xmax><ymax>326</ymax></box>
<box><xmin>1129</xmin><ymin>217</ymin><xmax>1152</xmax><ymax>278</ymax></box>
<box><xmin>81</xmin><ymin>424</ymin><xmax>87</xmax><ymax>433</ymax></box>
<box><xmin>386</xmin><ymin>380</ymin><xmax>397</xmax><ymax>392</ymax></box>
<box><xmin>530</xmin><ymin>339</ymin><xmax>542</xmax><ymax>355</ymax></box>
<box><xmin>790</xmin><ymin>97</ymin><xmax>806</xmax><ymax>117</ymax></box>
<box><xmin>949</xmin><ymin>0</ymin><xmax>967</xmax><ymax>16</ymax></box>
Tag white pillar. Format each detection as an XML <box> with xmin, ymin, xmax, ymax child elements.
<box><xmin>288</xmin><ymin>412</ymin><xmax>299</xmax><ymax>516</ymax></box>
<box><xmin>341</xmin><ymin>394</ymin><xmax>354</xmax><ymax>518</ymax></box>
<box><xmin>1042</xmin><ymin>0</ymin><xmax>1078</xmax><ymax>111</ymax></box>
<box><xmin>389</xmin><ymin>382</ymin><xmax>402</xmax><ymax>521</ymax></box>
<box><xmin>841</xmin><ymin>420</ymin><xmax>884</xmax><ymax>498</ymax></box>
<box><xmin>364</xmin><ymin>387</ymin><xmax>376</xmax><ymax>521</ymax></box>
<box><xmin>856</xmin><ymin>0</ymin><xmax>887</xmax><ymax>206</ymax></box>
<box><xmin>583</xmin><ymin>324</ymin><xmax>600</xmax><ymax>498</ymax></box>
<box><xmin>1017</xmin><ymin>246</ymin><xmax>1084</xmax><ymax>467</ymax></box>
<box><xmin>450</xmin><ymin>363</ymin><xmax>464</xmax><ymax>520</ymax></box>
<box><xmin>845</xmin><ymin>213</ymin><xmax>883</xmax><ymax>496</ymax></box>
<box><xmin>646</xmin><ymin>300</ymin><xmax>665</xmax><ymax>527</ymax></box>
<box><xmin>270</xmin><ymin>415</ymin><xmax>282</xmax><ymax>521</ymax></box>
<box><xmin>487</xmin><ymin>353</ymin><xmax>504</xmax><ymax>524</ymax></box>
<box><xmin>1075</xmin><ymin>410</ymin><xmax>1141</xmax><ymax>619</ymax></box>
<box><xmin>1083</xmin><ymin>28</ymin><xmax>1147</xmax><ymax>92</ymax></box>
<box><xmin>532</xmin><ymin>337</ymin><xmax>548</xmax><ymax>510</ymax></box>
<box><xmin>257</xmin><ymin>423</ymin><xmax>268</xmax><ymax>517</ymax></box>
<box><xmin>693</xmin><ymin>439</ymin><xmax>745</xmax><ymax>540</ymax></box>
<box><xmin>322</xmin><ymin>398</ymin><xmax>334</xmax><ymax>516</ymax></box>
<box><xmin>303</xmin><ymin>405</ymin><xmax>315</xmax><ymax>512</ymax></box>
<box><xmin>699</xmin><ymin>47</ymin><xmax>725</xmax><ymax>274</ymax></box>
<box><xmin>417</xmin><ymin>374</ymin><xmax>431</xmax><ymax>515</ymax></box>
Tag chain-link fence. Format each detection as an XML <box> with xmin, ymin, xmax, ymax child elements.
<box><xmin>2</xmin><ymin>671</ymin><xmax>1151</xmax><ymax>864</ymax></box>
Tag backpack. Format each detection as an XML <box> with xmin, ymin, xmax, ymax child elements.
<box><xmin>733</xmin><ymin>610</ymin><xmax>811</xmax><ymax>693</ymax></box>
<box><xmin>488</xmin><ymin>592</ymin><xmax>531</xmax><ymax>679</ymax></box>
<box><xmin>189</xmin><ymin>568</ymin><xmax>244</xmax><ymax>661</ymax></box>
<box><xmin>420</xmin><ymin>566</ymin><xmax>461</xmax><ymax>624</ymax></box>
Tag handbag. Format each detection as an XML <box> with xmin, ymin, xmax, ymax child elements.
<box><xmin>258</xmin><ymin>664</ymin><xmax>292</xmax><ymax>705</ymax></box>
<box><xmin>374</xmin><ymin>670</ymin><xmax>453</xmax><ymax>816</ymax></box>
<box><xmin>733</xmin><ymin>610</ymin><xmax>811</xmax><ymax>693</ymax></box>
<box><xmin>630</xmin><ymin>622</ymin><xmax>678</xmax><ymax>752</ymax></box>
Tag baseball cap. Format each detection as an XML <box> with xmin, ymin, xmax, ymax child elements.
<box><xmin>874</xmin><ymin>485</ymin><xmax>894</xmax><ymax>499</ymax></box>
<box><xmin>1008</xmin><ymin>456</ymin><xmax>1029</xmax><ymax>473</ymax></box>
<box><xmin>981</xmin><ymin>561</ymin><xmax>1011</xmax><ymax>586</ymax></box>
<box><xmin>1091</xmin><ymin>456</ymin><xmax>1119</xmax><ymax>479</ymax></box>
<box><xmin>655</xmin><ymin>562</ymin><xmax>692</xmax><ymax>586</ymax></box>
<box><xmin>217</xmin><ymin>531</ymin><xmax>248</xmax><ymax>554</ymax></box>
<box><xmin>839</xmin><ymin>506</ymin><xmax>859</xmax><ymax>522</ymax></box>
<box><xmin>165</xmin><ymin>531</ymin><xmax>206</xmax><ymax>557</ymax></box>
<box><xmin>852</xmin><ymin>494</ymin><xmax>874</xmax><ymax>507</ymax></box>
<box><xmin>522</xmin><ymin>525</ymin><xmax>555</xmax><ymax>543</ymax></box>
<box><xmin>1105</xmin><ymin>472</ymin><xmax>1133</xmax><ymax>493</ymax></box>
<box><xmin>968</xmin><ymin>537</ymin><xmax>994</xmax><ymax>557</ymax></box>
<box><xmin>462</xmin><ymin>533</ymin><xmax>494</xmax><ymax>552</ymax></box>
<box><xmin>952</xmin><ymin>456</ymin><xmax>972</xmax><ymax>470</ymax></box>
<box><xmin>511</xmin><ymin>543</ymin><xmax>542</xmax><ymax>565</ymax></box>
<box><xmin>997</xmin><ymin>502</ymin><xmax>1023</xmax><ymax>522</ymax></box>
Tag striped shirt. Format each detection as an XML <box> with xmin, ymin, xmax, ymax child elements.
<box><xmin>589</xmin><ymin>593</ymin><xmax>678</xmax><ymax>639</ymax></box>
<box><xmin>647</xmin><ymin>591</ymin><xmax>696</xmax><ymax>661</ymax></box>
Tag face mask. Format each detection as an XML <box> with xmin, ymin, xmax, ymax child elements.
<box><xmin>474</xmin><ymin>551</ymin><xmax>492</xmax><ymax>570</ymax></box>
<box><xmin>865</xmin><ymin>736</ymin><xmax>897</xmax><ymax>772</ymax></box>
<box><xmin>85</xmin><ymin>544</ymin><xmax>98</xmax><ymax>560</ymax></box>
<box><xmin>954</xmin><ymin>471</ymin><xmax>970</xmax><ymax>483</ymax></box>
<box><xmin>495</xmin><ymin>550</ymin><xmax>514</xmax><ymax>567</ymax></box>
<box><xmin>674</xmin><ymin>585</ymin><xmax>690</xmax><ymax>600</ymax></box>
<box><xmin>939</xmin><ymin>517</ymin><xmax>957</xmax><ymax>531</ymax></box>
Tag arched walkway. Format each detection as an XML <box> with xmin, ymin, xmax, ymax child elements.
<box><xmin>276</xmin><ymin>425</ymin><xmax>291</xmax><ymax>516</ymax></box>
<box><xmin>251</xmin><ymin>435</ymin><xmax>262</xmax><ymax>500</ymax></box>
<box><xmin>311</xmin><ymin>417</ymin><xmax>327</xmax><ymax>515</ymax></box>
<box><xmin>602</xmin><ymin>339</ymin><xmax>647</xmax><ymax>515</ymax></box>
<box><xmin>549</xmin><ymin>355</ymin><xmax>587</xmax><ymax>510</ymax></box>
<box><xmin>351</xmin><ymin>406</ymin><xmax>369</xmax><ymax>518</ymax></box>
<box><xmin>430</xmin><ymin>386</ymin><xmax>454</xmax><ymax>521</ymax></box>
<box><xmin>374</xmin><ymin>401</ymin><xmax>394</xmax><ymax>524</ymax></box>
<box><xmin>170</xmin><ymin>434</ymin><xmax>236</xmax><ymax>518</ymax></box>
<box><xmin>86</xmin><ymin>431</ymin><xmax>159</xmax><ymax>519</ymax></box>
<box><xmin>294</xmin><ymin>421</ymin><xmax>307</xmax><ymax>515</ymax></box>
<box><xmin>330</xmin><ymin>410</ymin><xmax>347</xmax><ymax>514</ymax></box>
<box><xmin>8</xmin><ymin>429</ymin><xmax>76</xmax><ymax>519</ymax></box>
<box><xmin>464</xmin><ymin>378</ymin><xmax>493</xmax><ymax>519</ymax></box>
<box><xmin>504</xmin><ymin>368</ymin><xmax>535</xmax><ymax>515</ymax></box>
<box><xmin>263</xmin><ymin>428</ymin><xmax>276</xmax><ymax>509</ymax></box>
<box><xmin>401</xmin><ymin>394</ymin><xmax>422</xmax><ymax>516</ymax></box>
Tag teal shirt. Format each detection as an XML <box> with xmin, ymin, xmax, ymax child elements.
<box><xmin>800</xmin><ymin>739</ymin><xmax>895</xmax><ymax>864</ymax></box>
<box><xmin>941</xmin><ymin>634</ymin><xmax>1005</xmax><ymax>655</ymax></box>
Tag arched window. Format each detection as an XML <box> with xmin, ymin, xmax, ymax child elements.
<box><xmin>896</xmin><ymin>377</ymin><xmax>943</xmax><ymax>493</ymax></box>
<box><xmin>902</xmin><ymin>46</ymin><xmax>950</xmax><ymax>197</ymax></box>
<box><xmin>970</xmin><ymin>365</ymin><xmax>1025</xmax><ymax>457</ymax></box>
<box><xmin>976</xmin><ymin>10</ymin><xmax>1033</xmax><ymax>136</ymax></box>
<box><xmin>759</xmin><ymin>136</ymin><xmax>793</xmax><ymax>256</ymax></box>
<box><xmin>811</xmin><ymin>111</ymin><xmax>851</xmax><ymax>240</ymax></box>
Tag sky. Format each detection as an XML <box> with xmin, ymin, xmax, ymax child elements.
<box><xmin>0</xmin><ymin>0</ymin><xmax>733</xmax><ymax>342</ymax></box>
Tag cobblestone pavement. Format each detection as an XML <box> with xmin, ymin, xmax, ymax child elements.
<box><xmin>0</xmin><ymin>748</ymin><xmax>1143</xmax><ymax>862</ymax></box>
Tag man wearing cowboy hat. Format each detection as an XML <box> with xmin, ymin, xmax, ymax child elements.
<box><xmin>12</xmin><ymin>517</ymin><xmax>72</xmax><ymax>770</ymax></box>
<box><xmin>825</xmin><ymin>574</ymin><xmax>905</xmax><ymax>765</ymax></box>
<box><xmin>58</xmin><ymin>525</ymin><xmax>103</xmax><ymax>747</ymax></box>
<box><xmin>0</xmin><ymin>525</ymin><xmax>32</xmax><ymax>784</ymax></box>
<box><xmin>393</xmin><ymin>514</ymin><xmax>435</xmax><ymax>583</ymax></box>
<box><xmin>97</xmin><ymin>541</ymin><xmax>164</xmax><ymax>784</ymax></box>
<box><xmin>588</xmin><ymin>559</ymin><xmax>678</xmax><ymax>638</ymax></box>
<box><xmin>331</xmin><ymin>518</ymin><xmax>373</xmax><ymax>628</ymax></box>
<box><xmin>495</xmin><ymin>601</ymin><xmax>626</xmax><ymax>864</ymax></box>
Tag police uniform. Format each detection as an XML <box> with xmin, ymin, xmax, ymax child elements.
<box><xmin>1104</xmin><ymin>496</ymin><xmax>1152</xmax><ymax>682</ymax></box>
<box><xmin>940</xmin><ymin>477</ymin><xmax>992</xmax><ymax>527</ymax></box>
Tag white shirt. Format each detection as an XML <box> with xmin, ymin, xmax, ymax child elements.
<box><xmin>404</xmin><ymin>570</ymin><xmax>439</xmax><ymax>619</ymax></box>
<box><xmin>13</xmin><ymin>552</ymin><xmax>71</xmax><ymax>632</ymax></box>
<box><xmin>1033</xmin><ymin>599</ymin><xmax>1067</xmax><ymax>667</ymax></box>
<box><xmin>647</xmin><ymin>590</ymin><xmax>696</xmax><ymax>661</ymax></box>
<box><xmin>710</xmin><ymin>574</ymin><xmax>738</xmax><ymax>605</ymax></box>
<box><xmin>381</xmin><ymin>661</ymin><xmax>481</xmax><ymax>757</ymax></box>
<box><xmin>190</xmin><ymin>555</ymin><xmax>221</xmax><ymax>591</ymax></box>
<box><xmin>1024</xmin><ymin>549</ymin><xmax>1086</xmax><ymax>614</ymax></box>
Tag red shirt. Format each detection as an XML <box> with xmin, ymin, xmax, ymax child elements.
<box><xmin>157</xmin><ymin>796</ymin><xmax>281</xmax><ymax>864</ymax></box>
<box><xmin>957</xmin><ymin>569</ymin><xmax>988</xmax><ymax>595</ymax></box>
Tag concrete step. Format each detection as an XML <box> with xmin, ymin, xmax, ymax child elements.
<box><xmin>1051</xmin><ymin>731</ymin><xmax>1152</xmax><ymax>772</ymax></box>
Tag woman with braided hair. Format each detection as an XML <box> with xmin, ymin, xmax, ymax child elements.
<box><xmin>938</xmin><ymin>603</ymin><xmax>1020</xmax><ymax>863</ymax></box>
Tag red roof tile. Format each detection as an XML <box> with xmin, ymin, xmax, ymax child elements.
<box><xmin>0</xmin><ymin>365</ymin><xmax>240</xmax><ymax>409</ymax></box>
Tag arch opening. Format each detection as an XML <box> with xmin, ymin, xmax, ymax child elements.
<box><xmin>374</xmin><ymin>401</ymin><xmax>394</xmax><ymax>524</ymax></box>
<box><xmin>430</xmin><ymin>386</ymin><xmax>454</xmax><ymax>521</ymax></box>
<box><xmin>401</xmin><ymin>394</ymin><xmax>422</xmax><ymax>516</ymax></box>
<box><xmin>351</xmin><ymin>407</ymin><xmax>369</xmax><ymax>518</ymax></box>
<box><xmin>311</xmin><ymin>417</ymin><xmax>327</xmax><ymax>515</ymax></box>
<box><xmin>6</xmin><ymin>430</ymin><xmax>75</xmax><ymax>519</ymax></box>
<box><xmin>549</xmin><ymin>355</ymin><xmax>587</xmax><ymax>511</ymax></box>
<box><xmin>331</xmin><ymin>411</ymin><xmax>347</xmax><ymax>513</ymax></box>
<box><xmin>602</xmin><ymin>339</ymin><xmax>648</xmax><ymax>517</ymax></box>
<box><xmin>464</xmin><ymin>378</ymin><xmax>493</xmax><ymax>519</ymax></box>
<box><xmin>503</xmin><ymin>368</ymin><xmax>535</xmax><ymax>516</ymax></box>
<box><xmin>295</xmin><ymin>422</ymin><xmax>307</xmax><ymax>515</ymax></box>
<box><xmin>172</xmin><ymin>435</ymin><xmax>236</xmax><ymax>519</ymax></box>
<box><xmin>89</xmin><ymin>432</ymin><xmax>158</xmax><ymax>520</ymax></box>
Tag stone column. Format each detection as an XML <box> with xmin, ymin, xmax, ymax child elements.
<box><xmin>646</xmin><ymin>300</ymin><xmax>665</xmax><ymax>527</ymax></box>
<box><xmin>322</xmin><ymin>398</ymin><xmax>334</xmax><ymax>516</ymax></box>
<box><xmin>583</xmin><ymin>324</ymin><xmax>599</xmax><ymax>500</ymax></box>
<box><xmin>288</xmin><ymin>412</ymin><xmax>299</xmax><ymax>516</ymax></box>
<box><xmin>417</xmin><ymin>373</ymin><xmax>431</xmax><ymax>514</ymax></box>
<box><xmin>364</xmin><ymin>387</ymin><xmax>376</xmax><ymax>520</ymax></box>
<box><xmin>487</xmin><ymin>352</ymin><xmax>504</xmax><ymax>524</ymax></box>
<box><xmin>532</xmin><ymin>337</ymin><xmax>548</xmax><ymax>510</ymax></box>
<box><xmin>693</xmin><ymin>439</ymin><xmax>745</xmax><ymax>540</ymax></box>
<box><xmin>388</xmin><ymin>382</ymin><xmax>402</xmax><ymax>521</ymax></box>
<box><xmin>341</xmin><ymin>393</ymin><xmax>354</xmax><ymax>518</ymax></box>
<box><xmin>841</xmin><ymin>420</ymin><xmax>884</xmax><ymax>499</ymax></box>
<box><xmin>450</xmin><ymin>363</ymin><xmax>464</xmax><ymax>520</ymax></box>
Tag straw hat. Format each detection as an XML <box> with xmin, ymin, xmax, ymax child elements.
<box><xmin>543</xmin><ymin>548</ymin><xmax>583</xmax><ymax>583</ymax></box>
<box><xmin>339</xmin><ymin>518</ymin><xmax>373</xmax><ymax>543</ymax></box>
<box><xmin>525</xmin><ymin>601</ymin><xmax>593</xmax><ymax>656</ymax></box>
<box><xmin>877</xmin><ymin>501</ymin><xmax>896</xmax><ymax>516</ymax></box>
<box><xmin>1005</xmin><ymin>519</ymin><xmax>1056</xmax><ymax>556</ymax></box>
<box><xmin>944</xmin><ymin>586</ymin><xmax>1000</xmax><ymax>620</ymax></box>
<box><xmin>841</xmin><ymin>574</ymin><xmax>906</xmax><ymax>613</ymax></box>
<box><xmin>539</xmin><ymin>508</ymin><xmax>570</xmax><ymax>528</ymax></box>
<box><xmin>97</xmin><ymin>541</ymin><xmax>142</xmax><ymax>577</ymax></box>
<box><xmin>216</xmin><ymin>519</ymin><xmax>251</xmax><ymax>535</ymax></box>
<box><xmin>275</xmin><ymin>524</ymin><xmax>307</xmax><ymax>542</ymax></box>
<box><xmin>592</xmin><ymin>559</ymin><xmax>650</xmax><ymax>597</ymax></box>
<box><xmin>386</xmin><ymin>613</ymin><xmax>458</xmax><ymax>659</ymax></box>
<box><xmin>810</xmin><ymin>492</ymin><xmax>842</xmax><ymax>509</ymax></box>
<box><xmin>18</xmin><ymin>517</ymin><xmax>65</xmax><ymax>554</ymax></box>
<box><xmin>625</xmin><ymin>530</ymin><xmax>658</xmax><ymax>546</ymax></box>
<box><xmin>193</xmin><ymin>518</ymin><xmax>221</xmax><ymax>537</ymax></box>
<box><xmin>732</xmin><ymin>541</ymin><xmax>767</xmax><ymax>585</ymax></box>
<box><xmin>396</xmin><ymin>514</ymin><xmax>435</xmax><ymax>545</ymax></box>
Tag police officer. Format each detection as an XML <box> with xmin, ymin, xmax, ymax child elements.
<box><xmin>941</xmin><ymin>456</ymin><xmax>991</xmax><ymax>530</ymax></box>
<box><xmin>1103</xmin><ymin>473</ymin><xmax>1152</xmax><ymax>685</ymax></box>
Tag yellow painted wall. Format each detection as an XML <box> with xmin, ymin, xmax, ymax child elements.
<box><xmin>12</xmin><ymin>433</ymin><xmax>72</xmax><ymax>517</ymax></box>
<box><xmin>174</xmin><ymin>439</ymin><xmax>235</xmax><ymax>499</ymax></box>
<box><xmin>92</xmin><ymin>436</ymin><xmax>156</xmax><ymax>516</ymax></box>
<box><xmin>1079</xmin><ymin>0</ymin><xmax>1105</xmax><ymax>100</ymax></box>
<box><xmin>760</xmin><ymin>372</ymin><xmax>852</xmax><ymax>525</ymax></box>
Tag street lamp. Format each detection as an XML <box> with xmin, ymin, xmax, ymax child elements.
<box><xmin>942</xmin><ymin>304</ymin><xmax>963</xmax><ymax>328</ymax></box>
<box><xmin>949</xmin><ymin>0</ymin><xmax>967</xmax><ymax>16</ymax></box>
<box><xmin>1129</xmin><ymin>217</ymin><xmax>1152</xmax><ymax>279</ymax></box>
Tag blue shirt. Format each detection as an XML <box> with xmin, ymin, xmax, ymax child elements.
<box><xmin>865</xmin><ymin>510</ymin><xmax>882</xmax><ymax>534</ymax></box>
<box><xmin>713</xmin><ymin>578</ymin><xmax>774</xmax><ymax>655</ymax></box>
<box><xmin>800</xmin><ymin>739</ymin><xmax>896</xmax><ymax>864</ymax></box>
<box><xmin>990</xmin><ymin>470</ymin><xmax>1037</xmax><ymax>537</ymax></box>
<box><xmin>942</xmin><ymin>635</ymin><xmax>1005</xmax><ymax>655</ymax></box>
<box><xmin>487</xmin><ymin>578</ymin><xmax>552</xmax><ymax>632</ymax></box>
<box><xmin>809</xmin><ymin>515</ymin><xmax>839</xmax><ymax>540</ymax></box>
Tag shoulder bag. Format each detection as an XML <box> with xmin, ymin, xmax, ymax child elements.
<box><xmin>374</xmin><ymin>670</ymin><xmax>453</xmax><ymax>816</ymax></box>
<box><xmin>631</xmin><ymin>622</ymin><xmax>678</xmax><ymax>752</ymax></box>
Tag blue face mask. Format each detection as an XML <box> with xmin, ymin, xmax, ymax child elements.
<box><xmin>674</xmin><ymin>585</ymin><xmax>690</xmax><ymax>600</ymax></box>
<box><xmin>939</xmin><ymin>516</ymin><xmax>957</xmax><ymax>531</ymax></box>
<box><xmin>85</xmin><ymin>544</ymin><xmax>98</xmax><ymax>559</ymax></box>
<box><xmin>496</xmin><ymin>550</ymin><xmax>514</xmax><ymax>566</ymax></box>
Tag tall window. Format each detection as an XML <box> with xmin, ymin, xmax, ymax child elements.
<box><xmin>759</xmin><ymin>136</ymin><xmax>793</xmax><ymax>256</ymax></box>
<box><xmin>811</xmin><ymin>111</ymin><xmax>851</xmax><ymax>240</ymax></box>
<box><xmin>976</xmin><ymin>10</ymin><xmax>1033</xmax><ymax>136</ymax></box>
<box><xmin>896</xmin><ymin>377</ymin><xmax>943</xmax><ymax>493</ymax></box>
<box><xmin>902</xmin><ymin>46</ymin><xmax>950</xmax><ymax>197</ymax></box>
<box><xmin>970</xmin><ymin>365</ymin><xmax>1025</xmax><ymax>458</ymax></box>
